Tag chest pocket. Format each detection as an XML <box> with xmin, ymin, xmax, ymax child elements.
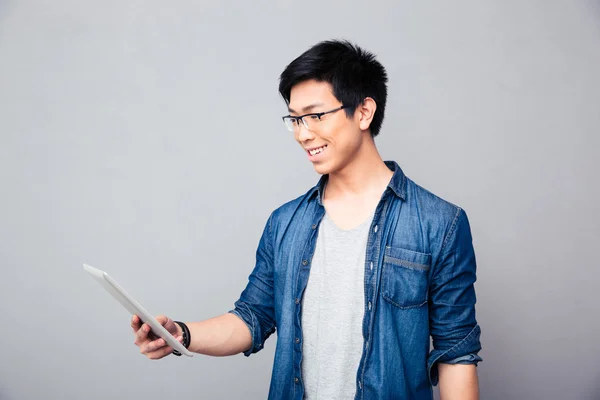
<box><xmin>381</xmin><ymin>246</ymin><xmax>432</xmax><ymax>309</ymax></box>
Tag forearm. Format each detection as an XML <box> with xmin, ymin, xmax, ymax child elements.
<box><xmin>438</xmin><ymin>363</ymin><xmax>479</xmax><ymax>400</ymax></box>
<box><xmin>182</xmin><ymin>313</ymin><xmax>252</xmax><ymax>356</ymax></box>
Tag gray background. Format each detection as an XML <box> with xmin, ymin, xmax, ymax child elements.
<box><xmin>1</xmin><ymin>1</ymin><xmax>599</xmax><ymax>399</ymax></box>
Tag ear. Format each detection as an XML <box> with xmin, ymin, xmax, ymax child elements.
<box><xmin>357</xmin><ymin>97</ymin><xmax>377</xmax><ymax>131</ymax></box>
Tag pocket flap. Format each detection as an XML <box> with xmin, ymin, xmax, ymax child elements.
<box><xmin>384</xmin><ymin>246</ymin><xmax>432</xmax><ymax>271</ymax></box>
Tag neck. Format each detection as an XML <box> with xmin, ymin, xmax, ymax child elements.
<box><xmin>324</xmin><ymin>134</ymin><xmax>393</xmax><ymax>200</ymax></box>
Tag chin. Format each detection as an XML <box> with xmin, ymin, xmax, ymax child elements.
<box><xmin>312</xmin><ymin>160</ymin><xmax>337</xmax><ymax>175</ymax></box>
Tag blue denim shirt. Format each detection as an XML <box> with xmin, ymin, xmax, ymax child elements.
<box><xmin>230</xmin><ymin>161</ymin><xmax>482</xmax><ymax>399</ymax></box>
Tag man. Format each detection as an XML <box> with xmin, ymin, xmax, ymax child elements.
<box><xmin>132</xmin><ymin>40</ymin><xmax>482</xmax><ymax>400</ymax></box>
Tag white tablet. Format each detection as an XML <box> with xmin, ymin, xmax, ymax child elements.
<box><xmin>83</xmin><ymin>263</ymin><xmax>194</xmax><ymax>357</ymax></box>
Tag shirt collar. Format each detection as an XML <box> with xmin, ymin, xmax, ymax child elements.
<box><xmin>309</xmin><ymin>161</ymin><xmax>407</xmax><ymax>205</ymax></box>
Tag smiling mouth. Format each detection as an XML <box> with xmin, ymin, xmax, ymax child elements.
<box><xmin>308</xmin><ymin>145</ymin><xmax>328</xmax><ymax>156</ymax></box>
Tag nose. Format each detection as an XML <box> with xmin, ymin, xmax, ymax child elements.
<box><xmin>295</xmin><ymin>123</ymin><xmax>314</xmax><ymax>143</ymax></box>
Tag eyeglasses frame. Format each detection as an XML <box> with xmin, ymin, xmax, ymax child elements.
<box><xmin>282</xmin><ymin>104</ymin><xmax>352</xmax><ymax>131</ymax></box>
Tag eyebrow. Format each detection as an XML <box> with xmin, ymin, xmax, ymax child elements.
<box><xmin>288</xmin><ymin>103</ymin><xmax>325</xmax><ymax>114</ymax></box>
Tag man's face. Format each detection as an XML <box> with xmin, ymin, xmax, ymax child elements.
<box><xmin>288</xmin><ymin>80</ymin><xmax>365</xmax><ymax>175</ymax></box>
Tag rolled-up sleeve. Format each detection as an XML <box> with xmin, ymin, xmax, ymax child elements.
<box><xmin>228</xmin><ymin>214</ymin><xmax>277</xmax><ymax>357</ymax></box>
<box><xmin>427</xmin><ymin>208</ymin><xmax>483</xmax><ymax>386</ymax></box>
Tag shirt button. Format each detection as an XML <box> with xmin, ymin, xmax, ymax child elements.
<box><xmin>295</xmin><ymin>298</ymin><xmax>300</xmax><ymax>305</ymax></box>
<box><xmin>302</xmin><ymin>260</ymin><xmax>308</xmax><ymax>266</ymax></box>
<box><xmin>370</xmin><ymin>262</ymin><xmax>373</xmax><ymax>271</ymax></box>
<box><xmin>311</xmin><ymin>224</ymin><xmax>317</xmax><ymax>230</ymax></box>
<box><xmin>358</xmin><ymin>381</ymin><xmax>362</xmax><ymax>389</ymax></box>
<box><xmin>366</xmin><ymin>340</ymin><xmax>369</xmax><ymax>348</ymax></box>
<box><xmin>295</xmin><ymin>337</ymin><xmax>300</xmax><ymax>344</ymax></box>
<box><xmin>295</xmin><ymin>377</ymin><xmax>299</xmax><ymax>384</ymax></box>
<box><xmin>368</xmin><ymin>301</ymin><xmax>372</xmax><ymax>310</ymax></box>
<box><xmin>374</xmin><ymin>225</ymin><xmax>378</xmax><ymax>233</ymax></box>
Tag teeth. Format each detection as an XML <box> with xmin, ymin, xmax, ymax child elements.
<box><xmin>309</xmin><ymin>146</ymin><xmax>327</xmax><ymax>156</ymax></box>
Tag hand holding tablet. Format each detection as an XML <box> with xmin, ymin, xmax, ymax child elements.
<box><xmin>130</xmin><ymin>314</ymin><xmax>186</xmax><ymax>359</ymax></box>
<box><xmin>83</xmin><ymin>264</ymin><xmax>194</xmax><ymax>358</ymax></box>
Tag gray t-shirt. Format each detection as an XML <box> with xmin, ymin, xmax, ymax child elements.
<box><xmin>301</xmin><ymin>212</ymin><xmax>374</xmax><ymax>399</ymax></box>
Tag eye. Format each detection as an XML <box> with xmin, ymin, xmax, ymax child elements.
<box><xmin>308</xmin><ymin>115</ymin><xmax>320</xmax><ymax>121</ymax></box>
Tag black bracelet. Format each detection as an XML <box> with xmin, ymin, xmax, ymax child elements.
<box><xmin>172</xmin><ymin>321</ymin><xmax>191</xmax><ymax>356</ymax></box>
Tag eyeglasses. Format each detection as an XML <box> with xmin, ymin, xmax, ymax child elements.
<box><xmin>282</xmin><ymin>105</ymin><xmax>351</xmax><ymax>132</ymax></box>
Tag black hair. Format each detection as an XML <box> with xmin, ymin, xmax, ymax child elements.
<box><xmin>278</xmin><ymin>39</ymin><xmax>388</xmax><ymax>137</ymax></box>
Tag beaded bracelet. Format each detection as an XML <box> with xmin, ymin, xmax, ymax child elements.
<box><xmin>172</xmin><ymin>321</ymin><xmax>191</xmax><ymax>356</ymax></box>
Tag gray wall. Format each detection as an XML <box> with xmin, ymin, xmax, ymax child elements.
<box><xmin>1</xmin><ymin>1</ymin><xmax>599</xmax><ymax>399</ymax></box>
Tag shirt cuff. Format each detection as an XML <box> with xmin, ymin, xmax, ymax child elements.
<box><xmin>228</xmin><ymin>308</ymin><xmax>260</xmax><ymax>357</ymax></box>
<box><xmin>440</xmin><ymin>353</ymin><xmax>483</xmax><ymax>365</ymax></box>
<box><xmin>427</xmin><ymin>324</ymin><xmax>482</xmax><ymax>386</ymax></box>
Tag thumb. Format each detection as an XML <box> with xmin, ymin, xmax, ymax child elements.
<box><xmin>155</xmin><ymin>315</ymin><xmax>170</xmax><ymax>326</ymax></box>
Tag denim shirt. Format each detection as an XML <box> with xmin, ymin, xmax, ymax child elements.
<box><xmin>229</xmin><ymin>161</ymin><xmax>482</xmax><ymax>400</ymax></box>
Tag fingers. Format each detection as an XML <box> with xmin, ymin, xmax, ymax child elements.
<box><xmin>145</xmin><ymin>343</ymin><xmax>174</xmax><ymax>360</ymax></box>
<box><xmin>143</xmin><ymin>336</ymin><xmax>184</xmax><ymax>360</ymax></box>
<box><xmin>143</xmin><ymin>337</ymin><xmax>166</xmax><ymax>353</ymax></box>
<box><xmin>143</xmin><ymin>335</ymin><xmax>183</xmax><ymax>353</ymax></box>
<box><xmin>131</xmin><ymin>314</ymin><xmax>142</xmax><ymax>332</ymax></box>
<box><xmin>131</xmin><ymin>315</ymin><xmax>157</xmax><ymax>339</ymax></box>
<box><xmin>134</xmin><ymin>322</ymin><xmax>150</xmax><ymax>343</ymax></box>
